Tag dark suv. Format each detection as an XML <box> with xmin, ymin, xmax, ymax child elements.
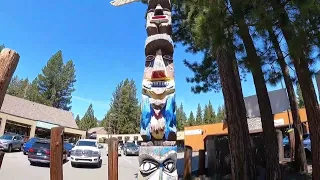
<box><xmin>28</xmin><ymin>140</ymin><xmax>67</xmax><ymax>165</ymax></box>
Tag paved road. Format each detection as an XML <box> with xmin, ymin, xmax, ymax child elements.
<box><xmin>0</xmin><ymin>150</ymin><xmax>200</xmax><ymax>180</ymax></box>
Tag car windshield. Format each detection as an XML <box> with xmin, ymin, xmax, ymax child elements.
<box><xmin>64</xmin><ymin>143</ymin><xmax>73</xmax><ymax>148</ymax></box>
<box><xmin>126</xmin><ymin>143</ymin><xmax>137</xmax><ymax>147</ymax></box>
<box><xmin>303</xmin><ymin>134</ymin><xmax>310</xmax><ymax>139</ymax></box>
<box><xmin>27</xmin><ymin>138</ymin><xmax>39</xmax><ymax>143</ymax></box>
<box><xmin>0</xmin><ymin>135</ymin><xmax>13</xmax><ymax>140</ymax></box>
<box><xmin>76</xmin><ymin>141</ymin><xmax>96</xmax><ymax>147</ymax></box>
<box><xmin>32</xmin><ymin>142</ymin><xmax>50</xmax><ymax>149</ymax></box>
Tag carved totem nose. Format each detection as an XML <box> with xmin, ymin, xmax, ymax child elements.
<box><xmin>151</xmin><ymin>50</ymin><xmax>167</xmax><ymax>79</ymax></box>
<box><xmin>154</xmin><ymin>4</ymin><xmax>164</xmax><ymax>16</ymax></box>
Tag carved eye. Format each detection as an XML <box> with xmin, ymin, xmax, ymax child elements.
<box><xmin>140</xmin><ymin>161</ymin><xmax>158</xmax><ymax>175</ymax></box>
<box><xmin>146</xmin><ymin>55</ymin><xmax>155</xmax><ymax>61</ymax></box>
<box><xmin>163</xmin><ymin>8</ymin><xmax>170</xmax><ymax>12</ymax></box>
<box><xmin>163</xmin><ymin>160</ymin><xmax>175</xmax><ymax>173</ymax></box>
<box><xmin>163</xmin><ymin>55</ymin><xmax>173</xmax><ymax>61</ymax></box>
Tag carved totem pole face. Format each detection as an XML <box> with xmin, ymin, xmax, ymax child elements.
<box><xmin>138</xmin><ymin>146</ymin><xmax>177</xmax><ymax>180</ymax></box>
<box><xmin>140</xmin><ymin>0</ymin><xmax>176</xmax><ymax>142</ymax></box>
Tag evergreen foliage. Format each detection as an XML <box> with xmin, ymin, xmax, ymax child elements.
<box><xmin>176</xmin><ymin>103</ymin><xmax>187</xmax><ymax>130</ymax></box>
<box><xmin>188</xmin><ymin>111</ymin><xmax>195</xmax><ymax>126</ymax></box>
<box><xmin>195</xmin><ymin>104</ymin><xmax>203</xmax><ymax>125</ymax></box>
<box><xmin>101</xmin><ymin>79</ymin><xmax>140</xmax><ymax>134</ymax></box>
<box><xmin>79</xmin><ymin>104</ymin><xmax>97</xmax><ymax>131</ymax></box>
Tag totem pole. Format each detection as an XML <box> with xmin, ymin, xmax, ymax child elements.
<box><xmin>110</xmin><ymin>0</ymin><xmax>177</xmax><ymax>179</ymax></box>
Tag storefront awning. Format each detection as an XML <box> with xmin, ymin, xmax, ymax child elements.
<box><xmin>36</xmin><ymin>121</ymin><xmax>59</xmax><ymax>130</ymax></box>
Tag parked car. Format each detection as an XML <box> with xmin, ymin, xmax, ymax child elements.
<box><xmin>64</xmin><ymin>142</ymin><xmax>74</xmax><ymax>157</ymax></box>
<box><xmin>0</xmin><ymin>133</ymin><xmax>24</xmax><ymax>152</ymax></box>
<box><xmin>106</xmin><ymin>144</ymin><xmax>122</xmax><ymax>156</ymax></box>
<box><xmin>70</xmin><ymin>139</ymin><xmax>103</xmax><ymax>168</ymax></box>
<box><xmin>283</xmin><ymin>133</ymin><xmax>311</xmax><ymax>158</ymax></box>
<box><xmin>122</xmin><ymin>142</ymin><xmax>139</xmax><ymax>156</ymax></box>
<box><xmin>28</xmin><ymin>139</ymin><xmax>67</xmax><ymax>166</ymax></box>
<box><xmin>23</xmin><ymin>137</ymin><xmax>40</xmax><ymax>155</ymax></box>
<box><xmin>283</xmin><ymin>136</ymin><xmax>289</xmax><ymax>146</ymax></box>
<box><xmin>303</xmin><ymin>134</ymin><xmax>311</xmax><ymax>157</ymax></box>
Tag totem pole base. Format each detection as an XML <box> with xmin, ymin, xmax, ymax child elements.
<box><xmin>138</xmin><ymin>144</ymin><xmax>178</xmax><ymax>180</ymax></box>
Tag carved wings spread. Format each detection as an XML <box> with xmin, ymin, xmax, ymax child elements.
<box><xmin>110</xmin><ymin>0</ymin><xmax>140</xmax><ymax>6</ymax></box>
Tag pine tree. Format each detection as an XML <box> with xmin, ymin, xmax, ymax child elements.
<box><xmin>216</xmin><ymin>105</ymin><xmax>225</xmax><ymax>122</ymax></box>
<box><xmin>176</xmin><ymin>103</ymin><xmax>187</xmax><ymax>130</ymax></box>
<box><xmin>7</xmin><ymin>76</ymin><xmax>29</xmax><ymax>98</ymax></box>
<box><xmin>203</xmin><ymin>105</ymin><xmax>210</xmax><ymax>124</ymax></box>
<box><xmin>296</xmin><ymin>83</ymin><xmax>305</xmax><ymax>108</ymax></box>
<box><xmin>0</xmin><ymin>44</ymin><xmax>5</xmax><ymax>52</ymax></box>
<box><xmin>75</xmin><ymin>115</ymin><xmax>81</xmax><ymax>128</ymax></box>
<box><xmin>195</xmin><ymin>104</ymin><xmax>203</xmax><ymax>125</ymax></box>
<box><xmin>107</xmin><ymin>79</ymin><xmax>140</xmax><ymax>134</ymax></box>
<box><xmin>25</xmin><ymin>78</ymin><xmax>47</xmax><ymax>103</ymax></box>
<box><xmin>188</xmin><ymin>111</ymin><xmax>195</xmax><ymax>126</ymax></box>
<box><xmin>207</xmin><ymin>100</ymin><xmax>216</xmax><ymax>123</ymax></box>
<box><xmin>37</xmin><ymin>50</ymin><xmax>76</xmax><ymax>110</ymax></box>
<box><xmin>80</xmin><ymin>104</ymin><xmax>97</xmax><ymax>131</ymax></box>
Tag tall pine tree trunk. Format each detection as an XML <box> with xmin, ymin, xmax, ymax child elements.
<box><xmin>229</xmin><ymin>1</ymin><xmax>282</xmax><ymax>179</ymax></box>
<box><xmin>216</xmin><ymin>46</ymin><xmax>256</xmax><ymax>180</ymax></box>
<box><xmin>267</xmin><ymin>27</ymin><xmax>308</xmax><ymax>173</ymax></box>
<box><xmin>270</xmin><ymin>1</ymin><xmax>320</xmax><ymax>178</ymax></box>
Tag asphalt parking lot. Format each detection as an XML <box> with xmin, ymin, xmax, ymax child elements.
<box><xmin>0</xmin><ymin>149</ymin><xmax>200</xmax><ymax>180</ymax></box>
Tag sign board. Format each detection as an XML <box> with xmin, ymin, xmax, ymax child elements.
<box><xmin>244</xmin><ymin>88</ymin><xmax>290</xmax><ymax>118</ymax></box>
<box><xmin>247</xmin><ymin>118</ymin><xmax>285</xmax><ymax>131</ymax></box>
<box><xmin>274</xmin><ymin>118</ymin><xmax>285</xmax><ymax>127</ymax></box>
<box><xmin>36</xmin><ymin>121</ymin><xmax>59</xmax><ymax>130</ymax></box>
<box><xmin>184</xmin><ymin>129</ymin><xmax>202</xmax><ymax>136</ymax></box>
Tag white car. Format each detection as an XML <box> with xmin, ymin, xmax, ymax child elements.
<box><xmin>70</xmin><ymin>139</ymin><xmax>103</xmax><ymax>168</ymax></box>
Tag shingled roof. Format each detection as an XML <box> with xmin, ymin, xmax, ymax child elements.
<box><xmin>0</xmin><ymin>94</ymin><xmax>78</xmax><ymax>129</ymax></box>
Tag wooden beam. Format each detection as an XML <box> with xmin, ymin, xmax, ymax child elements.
<box><xmin>276</xmin><ymin>129</ymin><xmax>284</xmax><ymax>162</ymax></box>
<box><xmin>183</xmin><ymin>145</ymin><xmax>192</xmax><ymax>180</ymax></box>
<box><xmin>0</xmin><ymin>48</ymin><xmax>20</xmax><ymax>108</ymax></box>
<box><xmin>108</xmin><ymin>137</ymin><xmax>118</xmax><ymax>180</ymax></box>
<box><xmin>198</xmin><ymin>149</ymin><xmax>205</xmax><ymax>176</ymax></box>
<box><xmin>50</xmin><ymin>127</ymin><xmax>64</xmax><ymax>180</ymax></box>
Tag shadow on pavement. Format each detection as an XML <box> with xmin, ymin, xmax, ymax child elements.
<box><xmin>177</xmin><ymin>154</ymin><xmax>199</xmax><ymax>176</ymax></box>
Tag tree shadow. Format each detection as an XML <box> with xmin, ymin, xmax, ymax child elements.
<box><xmin>176</xmin><ymin>154</ymin><xmax>199</xmax><ymax>177</ymax></box>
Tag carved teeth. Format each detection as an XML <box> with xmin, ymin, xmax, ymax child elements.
<box><xmin>151</xmin><ymin>81</ymin><xmax>169</xmax><ymax>87</ymax></box>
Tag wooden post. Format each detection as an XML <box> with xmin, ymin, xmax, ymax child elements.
<box><xmin>183</xmin><ymin>145</ymin><xmax>192</xmax><ymax>180</ymax></box>
<box><xmin>0</xmin><ymin>48</ymin><xmax>20</xmax><ymax>108</ymax></box>
<box><xmin>206</xmin><ymin>136</ymin><xmax>216</xmax><ymax>178</ymax></box>
<box><xmin>288</xmin><ymin>130</ymin><xmax>295</xmax><ymax>161</ymax></box>
<box><xmin>108</xmin><ymin>137</ymin><xmax>118</xmax><ymax>180</ymax></box>
<box><xmin>0</xmin><ymin>151</ymin><xmax>4</xmax><ymax>169</ymax></box>
<box><xmin>50</xmin><ymin>127</ymin><xmax>64</xmax><ymax>180</ymax></box>
<box><xmin>276</xmin><ymin>129</ymin><xmax>284</xmax><ymax>162</ymax></box>
<box><xmin>198</xmin><ymin>149</ymin><xmax>205</xmax><ymax>176</ymax></box>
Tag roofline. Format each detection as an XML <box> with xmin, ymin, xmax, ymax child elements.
<box><xmin>0</xmin><ymin>112</ymin><xmax>79</xmax><ymax>129</ymax></box>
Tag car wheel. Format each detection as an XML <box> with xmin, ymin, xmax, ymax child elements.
<box><xmin>18</xmin><ymin>144</ymin><xmax>23</xmax><ymax>151</ymax></box>
<box><xmin>23</xmin><ymin>152</ymin><xmax>27</xmax><ymax>155</ymax></box>
<box><xmin>124</xmin><ymin>150</ymin><xmax>127</xmax><ymax>156</ymax></box>
<box><xmin>96</xmin><ymin>160</ymin><xmax>102</xmax><ymax>168</ymax></box>
<box><xmin>7</xmin><ymin>145</ymin><xmax>12</xmax><ymax>153</ymax></box>
<box><xmin>30</xmin><ymin>161</ymin><xmax>36</xmax><ymax>166</ymax></box>
<box><xmin>71</xmin><ymin>162</ymin><xmax>77</xmax><ymax>168</ymax></box>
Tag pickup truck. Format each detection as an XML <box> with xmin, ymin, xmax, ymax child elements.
<box><xmin>70</xmin><ymin>139</ymin><xmax>103</xmax><ymax>168</ymax></box>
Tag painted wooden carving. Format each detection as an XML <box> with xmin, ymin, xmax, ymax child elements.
<box><xmin>111</xmin><ymin>0</ymin><xmax>177</xmax><ymax>179</ymax></box>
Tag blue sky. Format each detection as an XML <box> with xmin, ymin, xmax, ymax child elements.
<box><xmin>1</xmin><ymin>0</ymin><xmax>319</xmax><ymax>120</ymax></box>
